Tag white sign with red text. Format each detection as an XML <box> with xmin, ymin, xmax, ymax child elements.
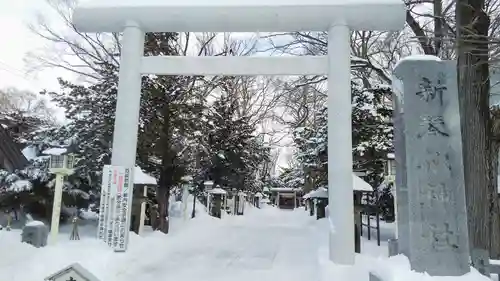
<box><xmin>97</xmin><ymin>166</ymin><xmax>112</xmax><ymax>241</ymax></box>
<box><xmin>98</xmin><ymin>165</ymin><xmax>134</xmax><ymax>252</ymax></box>
<box><xmin>112</xmin><ymin>167</ymin><xmax>134</xmax><ymax>252</ymax></box>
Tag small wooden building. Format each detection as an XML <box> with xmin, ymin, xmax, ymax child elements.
<box><xmin>269</xmin><ymin>187</ymin><xmax>301</xmax><ymax>209</ymax></box>
<box><xmin>302</xmin><ymin>174</ymin><xmax>374</xmax><ymax>252</ymax></box>
<box><xmin>130</xmin><ymin>166</ymin><xmax>157</xmax><ymax>234</ymax></box>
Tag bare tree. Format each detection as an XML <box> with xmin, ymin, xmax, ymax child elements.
<box><xmin>456</xmin><ymin>0</ymin><xmax>495</xmax><ymax>269</ymax></box>
<box><xmin>0</xmin><ymin>87</ymin><xmax>56</xmax><ymax>122</ymax></box>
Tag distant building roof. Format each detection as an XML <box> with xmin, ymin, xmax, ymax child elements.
<box><xmin>0</xmin><ymin>126</ymin><xmax>27</xmax><ymax>172</ymax></box>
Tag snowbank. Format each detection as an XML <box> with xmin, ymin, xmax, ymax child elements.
<box><xmin>314</xmin><ymin>213</ymin><xmax>487</xmax><ymax>281</ymax></box>
<box><xmin>363</xmin><ymin>255</ymin><xmax>488</xmax><ymax>281</ymax></box>
<box><xmin>0</xmin><ymin>196</ymin><xmax>218</xmax><ymax>281</ymax></box>
<box><xmin>318</xmin><ymin>249</ymin><xmax>489</xmax><ymax>281</ymax></box>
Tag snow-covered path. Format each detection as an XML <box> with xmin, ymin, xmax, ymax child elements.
<box><xmin>3</xmin><ymin>204</ymin><xmax>487</xmax><ymax>281</ymax></box>
<box><xmin>119</xmin><ymin>207</ymin><xmax>320</xmax><ymax>281</ymax></box>
<box><xmin>0</xmin><ymin>205</ymin><xmax>322</xmax><ymax>281</ymax></box>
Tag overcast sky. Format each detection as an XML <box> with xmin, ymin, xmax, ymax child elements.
<box><xmin>0</xmin><ymin>0</ymin><xmax>63</xmax><ymax>92</ymax></box>
<box><xmin>0</xmin><ymin>0</ymin><xmax>294</xmax><ymax>171</ymax></box>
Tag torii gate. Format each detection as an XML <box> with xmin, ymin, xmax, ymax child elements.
<box><xmin>73</xmin><ymin>0</ymin><xmax>404</xmax><ymax>265</ymax></box>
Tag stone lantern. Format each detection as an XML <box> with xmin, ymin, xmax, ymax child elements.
<box><xmin>49</xmin><ymin>153</ymin><xmax>76</xmax><ymax>175</ymax></box>
<box><xmin>44</xmin><ymin>147</ymin><xmax>76</xmax><ymax>243</ymax></box>
<box><xmin>384</xmin><ymin>153</ymin><xmax>396</xmax><ymax>183</ymax></box>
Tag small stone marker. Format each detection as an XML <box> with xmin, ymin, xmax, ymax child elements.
<box><xmin>6</xmin><ymin>213</ymin><xmax>12</xmax><ymax>231</ymax></box>
<box><xmin>471</xmin><ymin>248</ymin><xmax>491</xmax><ymax>276</ymax></box>
<box><xmin>394</xmin><ymin>58</ymin><xmax>470</xmax><ymax>276</ymax></box>
<box><xmin>21</xmin><ymin>221</ymin><xmax>49</xmax><ymax>248</ymax></box>
<box><xmin>44</xmin><ymin>263</ymin><xmax>101</xmax><ymax>281</ymax></box>
<box><xmin>388</xmin><ymin>238</ymin><xmax>399</xmax><ymax>257</ymax></box>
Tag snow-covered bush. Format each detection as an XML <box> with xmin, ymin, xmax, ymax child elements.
<box><xmin>0</xmin><ymin>154</ymin><xmax>95</xmax><ymax>221</ymax></box>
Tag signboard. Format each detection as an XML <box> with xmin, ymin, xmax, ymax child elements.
<box><xmin>111</xmin><ymin>166</ymin><xmax>124</xmax><ymax>249</ymax></box>
<box><xmin>45</xmin><ymin>263</ymin><xmax>101</xmax><ymax>281</ymax></box>
<box><xmin>97</xmin><ymin>165</ymin><xmax>134</xmax><ymax>252</ymax></box>
<box><xmin>112</xmin><ymin>167</ymin><xmax>134</xmax><ymax>252</ymax></box>
<box><xmin>97</xmin><ymin>166</ymin><xmax>112</xmax><ymax>241</ymax></box>
<box><xmin>105</xmin><ymin>167</ymin><xmax>119</xmax><ymax>246</ymax></box>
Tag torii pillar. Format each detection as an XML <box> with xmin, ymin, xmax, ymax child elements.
<box><xmin>73</xmin><ymin>0</ymin><xmax>405</xmax><ymax>264</ymax></box>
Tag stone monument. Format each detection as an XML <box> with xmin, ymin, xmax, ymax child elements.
<box><xmin>391</xmin><ymin>78</ymin><xmax>410</xmax><ymax>258</ymax></box>
<box><xmin>394</xmin><ymin>58</ymin><xmax>470</xmax><ymax>276</ymax></box>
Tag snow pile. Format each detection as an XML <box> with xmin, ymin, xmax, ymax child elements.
<box><xmin>394</xmin><ymin>54</ymin><xmax>442</xmax><ymax>70</ymax></box>
<box><xmin>353</xmin><ymin>174</ymin><xmax>373</xmax><ymax>192</ymax></box>
<box><xmin>80</xmin><ymin>209</ymin><xmax>99</xmax><ymax>220</ymax></box>
<box><xmin>207</xmin><ymin>187</ymin><xmax>227</xmax><ymax>194</ymax></box>
<box><xmin>303</xmin><ymin>174</ymin><xmax>373</xmax><ymax>198</ymax></box>
<box><xmin>318</xmin><ymin>252</ymin><xmax>489</xmax><ymax>281</ymax></box>
<box><xmin>8</xmin><ymin>180</ymin><xmax>33</xmax><ymax>192</ymax></box>
<box><xmin>42</xmin><ymin>147</ymin><xmax>68</xmax><ymax>155</ymax></box>
<box><xmin>134</xmin><ymin>167</ymin><xmax>156</xmax><ymax>185</ymax></box>
<box><xmin>314</xmin><ymin>215</ymin><xmax>488</xmax><ymax>281</ymax></box>
<box><xmin>21</xmin><ymin>146</ymin><xmax>38</xmax><ymax>161</ymax></box>
<box><xmin>2</xmin><ymin>199</ymin><xmax>485</xmax><ymax>281</ymax></box>
<box><xmin>25</xmin><ymin>220</ymin><xmax>45</xmax><ymax>227</ymax></box>
<box><xmin>0</xmin><ymin>200</ymin><xmax>219</xmax><ymax>281</ymax></box>
<box><xmin>364</xmin><ymin>255</ymin><xmax>489</xmax><ymax>281</ymax></box>
<box><xmin>303</xmin><ymin>187</ymin><xmax>328</xmax><ymax>199</ymax></box>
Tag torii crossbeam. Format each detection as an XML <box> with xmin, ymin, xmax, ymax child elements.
<box><xmin>73</xmin><ymin>0</ymin><xmax>405</xmax><ymax>265</ymax></box>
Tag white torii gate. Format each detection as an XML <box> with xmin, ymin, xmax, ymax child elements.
<box><xmin>73</xmin><ymin>0</ymin><xmax>404</xmax><ymax>265</ymax></box>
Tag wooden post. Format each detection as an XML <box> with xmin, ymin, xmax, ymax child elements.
<box><xmin>294</xmin><ymin>191</ymin><xmax>297</xmax><ymax>209</ymax></box>
<box><xmin>354</xmin><ymin>192</ymin><xmax>362</xmax><ymax>253</ymax></box>
<box><xmin>224</xmin><ymin>193</ymin><xmax>227</xmax><ymax>214</ymax></box>
<box><xmin>376</xmin><ymin>211</ymin><xmax>381</xmax><ymax>246</ymax></box>
<box><xmin>360</xmin><ymin>211</ymin><xmax>364</xmax><ymax>236</ymax></box>
<box><xmin>355</xmin><ymin>223</ymin><xmax>361</xmax><ymax>253</ymax></box>
<box><xmin>207</xmin><ymin>193</ymin><xmax>211</xmax><ymax>214</ymax></box>
<box><xmin>367</xmin><ymin>213</ymin><xmax>371</xmax><ymax>240</ymax></box>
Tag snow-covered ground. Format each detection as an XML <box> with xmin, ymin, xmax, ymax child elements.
<box><xmin>0</xmin><ymin>202</ymin><xmax>491</xmax><ymax>281</ymax></box>
<box><xmin>0</xmin><ymin>202</ymin><xmax>320</xmax><ymax>281</ymax></box>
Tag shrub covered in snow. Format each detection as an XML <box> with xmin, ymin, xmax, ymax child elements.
<box><xmin>0</xmin><ymin>154</ymin><xmax>95</xmax><ymax>221</ymax></box>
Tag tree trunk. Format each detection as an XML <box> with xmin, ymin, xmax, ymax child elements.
<box><xmin>456</xmin><ymin>1</ymin><xmax>491</xmax><ymax>272</ymax></box>
<box><xmin>156</xmin><ymin>186</ymin><xmax>170</xmax><ymax>233</ymax></box>
<box><xmin>191</xmin><ymin>191</ymin><xmax>197</xmax><ymax>218</ymax></box>
<box><xmin>490</xmin><ymin>141</ymin><xmax>500</xmax><ymax>258</ymax></box>
<box><xmin>156</xmin><ymin>93</ymin><xmax>174</xmax><ymax>234</ymax></box>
